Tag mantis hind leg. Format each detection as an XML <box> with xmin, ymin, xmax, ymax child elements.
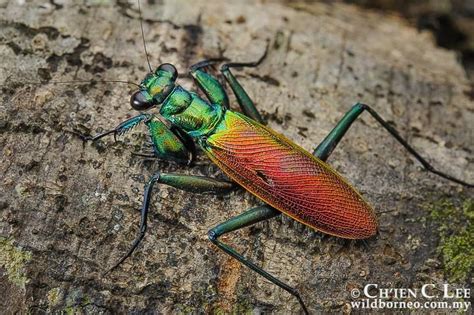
<box><xmin>313</xmin><ymin>102</ymin><xmax>472</xmax><ymax>187</ymax></box>
<box><xmin>105</xmin><ymin>173</ymin><xmax>235</xmax><ymax>274</ymax></box>
<box><xmin>208</xmin><ymin>205</ymin><xmax>310</xmax><ymax>315</ymax></box>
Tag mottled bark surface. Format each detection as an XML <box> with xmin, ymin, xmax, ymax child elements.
<box><xmin>1</xmin><ymin>0</ymin><xmax>473</xmax><ymax>314</ymax></box>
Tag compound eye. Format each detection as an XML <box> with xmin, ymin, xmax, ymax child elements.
<box><xmin>130</xmin><ymin>91</ymin><xmax>154</xmax><ymax>110</ymax></box>
<box><xmin>157</xmin><ymin>63</ymin><xmax>178</xmax><ymax>80</ymax></box>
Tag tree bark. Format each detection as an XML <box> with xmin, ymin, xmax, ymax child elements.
<box><xmin>1</xmin><ymin>0</ymin><xmax>472</xmax><ymax>313</ymax></box>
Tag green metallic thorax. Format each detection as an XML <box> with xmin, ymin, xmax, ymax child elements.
<box><xmin>159</xmin><ymin>85</ymin><xmax>224</xmax><ymax>138</ymax></box>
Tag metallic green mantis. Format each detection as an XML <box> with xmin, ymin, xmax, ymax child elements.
<box><xmin>80</xmin><ymin>45</ymin><xmax>472</xmax><ymax>313</ymax></box>
<box><xmin>77</xmin><ymin>5</ymin><xmax>473</xmax><ymax>312</ymax></box>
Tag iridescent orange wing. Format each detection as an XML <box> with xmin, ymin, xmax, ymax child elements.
<box><xmin>203</xmin><ymin>111</ymin><xmax>377</xmax><ymax>239</ymax></box>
